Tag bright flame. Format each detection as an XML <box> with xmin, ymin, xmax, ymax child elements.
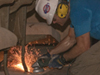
<box><xmin>13</xmin><ymin>63</ymin><xmax>30</xmax><ymax>72</ymax></box>
<box><xmin>13</xmin><ymin>63</ymin><xmax>24</xmax><ymax>71</ymax></box>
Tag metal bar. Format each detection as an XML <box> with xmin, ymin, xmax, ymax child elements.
<box><xmin>19</xmin><ymin>6</ymin><xmax>28</xmax><ymax>72</ymax></box>
<box><xmin>4</xmin><ymin>50</ymin><xmax>9</xmax><ymax>75</ymax></box>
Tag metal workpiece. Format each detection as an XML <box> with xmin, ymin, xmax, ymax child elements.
<box><xmin>32</xmin><ymin>61</ymin><xmax>44</xmax><ymax>73</ymax></box>
<box><xmin>32</xmin><ymin>61</ymin><xmax>40</xmax><ymax>67</ymax></box>
<box><xmin>33</xmin><ymin>66</ymin><xmax>44</xmax><ymax>73</ymax></box>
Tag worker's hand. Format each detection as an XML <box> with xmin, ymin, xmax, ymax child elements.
<box><xmin>48</xmin><ymin>55</ymin><xmax>66</xmax><ymax>69</ymax></box>
<box><xmin>37</xmin><ymin>52</ymin><xmax>51</xmax><ymax>67</ymax></box>
<box><xmin>37</xmin><ymin>52</ymin><xmax>58</xmax><ymax>68</ymax></box>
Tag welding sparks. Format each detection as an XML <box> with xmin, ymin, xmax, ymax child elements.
<box><xmin>7</xmin><ymin>36</ymin><xmax>57</xmax><ymax>73</ymax></box>
<box><xmin>13</xmin><ymin>63</ymin><xmax>31</xmax><ymax>72</ymax></box>
<box><xmin>7</xmin><ymin>45</ymin><xmax>41</xmax><ymax>73</ymax></box>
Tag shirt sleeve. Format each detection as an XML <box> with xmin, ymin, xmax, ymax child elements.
<box><xmin>70</xmin><ymin>0</ymin><xmax>92</xmax><ymax>37</ymax></box>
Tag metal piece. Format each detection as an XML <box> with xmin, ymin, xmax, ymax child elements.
<box><xmin>33</xmin><ymin>66</ymin><xmax>44</xmax><ymax>73</ymax></box>
<box><xmin>20</xmin><ymin>6</ymin><xmax>28</xmax><ymax>72</ymax></box>
<box><xmin>4</xmin><ymin>50</ymin><xmax>9</xmax><ymax>75</ymax></box>
<box><xmin>32</xmin><ymin>61</ymin><xmax>44</xmax><ymax>73</ymax></box>
<box><xmin>32</xmin><ymin>61</ymin><xmax>40</xmax><ymax>67</ymax></box>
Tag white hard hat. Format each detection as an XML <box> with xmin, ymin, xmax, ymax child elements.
<box><xmin>35</xmin><ymin>0</ymin><xmax>59</xmax><ymax>25</ymax></box>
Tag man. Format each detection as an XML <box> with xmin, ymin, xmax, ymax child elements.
<box><xmin>33</xmin><ymin>0</ymin><xmax>100</xmax><ymax>74</ymax></box>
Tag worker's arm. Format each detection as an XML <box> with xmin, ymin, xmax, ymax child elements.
<box><xmin>35</xmin><ymin>27</ymin><xmax>91</xmax><ymax>68</ymax></box>
<box><xmin>48</xmin><ymin>29</ymin><xmax>91</xmax><ymax>69</ymax></box>
<box><xmin>35</xmin><ymin>27</ymin><xmax>76</xmax><ymax>68</ymax></box>
<box><xmin>50</xmin><ymin>27</ymin><xmax>76</xmax><ymax>55</ymax></box>
<box><xmin>63</xmin><ymin>31</ymin><xmax>91</xmax><ymax>61</ymax></box>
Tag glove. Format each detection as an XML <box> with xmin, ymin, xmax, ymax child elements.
<box><xmin>37</xmin><ymin>52</ymin><xmax>51</xmax><ymax>67</ymax></box>
<box><xmin>48</xmin><ymin>54</ymin><xmax>66</xmax><ymax>69</ymax></box>
<box><xmin>37</xmin><ymin>52</ymin><xmax>58</xmax><ymax>68</ymax></box>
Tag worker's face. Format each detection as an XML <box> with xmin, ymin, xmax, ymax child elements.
<box><xmin>52</xmin><ymin>2</ymin><xmax>70</xmax><ymax>26</ymax></box>
<box><xmin>52</xmin><ymin>14</ymin><xmax>68</xmax><ymax>26</ymax></box>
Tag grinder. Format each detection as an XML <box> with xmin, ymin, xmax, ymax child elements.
<box><xmin>32</xmin><ymin>52</ymin><xmax>51</xmax><ymax>73</ymax></box>
<box><xmin>32</xmin><ymin>61</ymin><xmax>44</xmax><ymax>73</ymax></box>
